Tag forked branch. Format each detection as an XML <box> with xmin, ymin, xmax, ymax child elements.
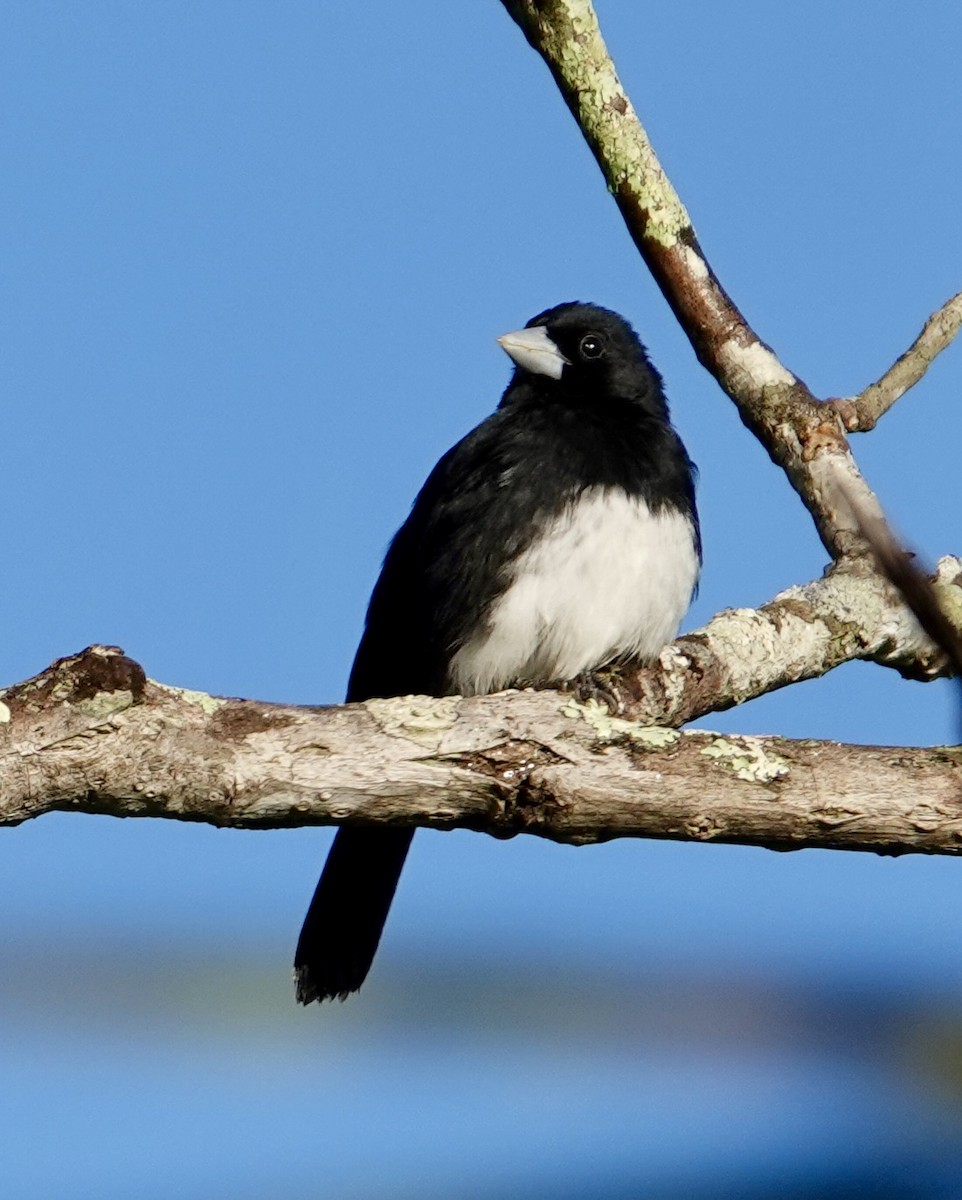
<box><xmin>500</xmin><ymin>0</ymin><xmax>959</xmax><ymax>575</ymax></box>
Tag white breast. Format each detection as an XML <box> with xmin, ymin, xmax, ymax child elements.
<box><xmin>449</xmin><ymin>486</ymin><xmax>699</xmax><ymax>695</ymax></box>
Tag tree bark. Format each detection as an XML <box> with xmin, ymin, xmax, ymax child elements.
<box><xmin>2</xmin><ymin>644</ymin><xmax>961</xmax><ymax>858</ymax></box>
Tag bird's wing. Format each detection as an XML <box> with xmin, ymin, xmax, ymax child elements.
<box><xmin>346</xmin><ymin>410</ymin><xmax>527</xmax><ymax>702</ymax></box>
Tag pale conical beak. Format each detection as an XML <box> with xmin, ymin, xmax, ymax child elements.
<box><xmin>496</xmin><ymin>325</ymin><xmax>569</xmax><ymax>381</ymax></box>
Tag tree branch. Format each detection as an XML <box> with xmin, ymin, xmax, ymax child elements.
<box><xmin>499</xmin><ymin>0</ymin><xmax>958</xmax><ymax>569</ymax></box>
<box><xmin>2</xmin><ymin>607</ymin><xmax>959</xmax><ymax>854</ymax></box>
<box><xmin>608</xmin><ymin>556</ymin><xmax>961</xmax><ymax>725</ymax></box>
<box><xmin>831</xmin><ymin>291</ymin><xmax>962</xmax><ymax>433</ymax></box>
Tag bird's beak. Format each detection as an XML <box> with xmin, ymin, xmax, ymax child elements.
<box><xmin>497</xmin><ymin>325</ymin><xmax>569</xmax><ymax>381</ymax></box>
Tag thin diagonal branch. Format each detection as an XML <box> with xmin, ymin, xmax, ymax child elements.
<box><xmin>831</xmin><ymin>291</ymin><xmax>962</xmax><ymax>432</ymax></box>
<box><xmin>500</xmin><ymin>0</ymin><xmax>955</xmax><ymax>570</ymax></box>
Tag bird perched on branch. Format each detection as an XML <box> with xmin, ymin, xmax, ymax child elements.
<box><xmin>294</xmin><ymin>301</ymin><xmax>701</xmax><ymax>1003</ymax></box>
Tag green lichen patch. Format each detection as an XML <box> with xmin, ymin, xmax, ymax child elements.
<box><xmin>562</xmin><ymin>698</ymin><xmax>680</xmax><ymax>748</ymax></box>
<box><xmin>72</xmin><ymin>691</ymin><xmax>139</xmax><ymax>719</ymax></box>
<box><xmin>700</xmin><ymin>736</ymin><xmax>790</xmax><ymax>783</ymax></box>
<box><xmin>154</xmin><ymin>682</ymin><xmax>226</xmax><ymax>716</ymax></box>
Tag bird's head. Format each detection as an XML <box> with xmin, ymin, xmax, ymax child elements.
<box><xmin>497</xmin><ymin>302</ymin><xmax>667</xmax><ymax>417</ymax></box>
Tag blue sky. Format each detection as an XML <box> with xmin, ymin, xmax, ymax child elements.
<box><xmin>2</xmin><ymin>4</ymin><xmax>962</xmax><ymax>1197</ymax></box>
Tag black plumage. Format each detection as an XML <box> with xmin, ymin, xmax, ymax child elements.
<box><xmin>294</xmin><ymin>302</ymin><xmax>700</xmax><ymax>1003</ymax></box>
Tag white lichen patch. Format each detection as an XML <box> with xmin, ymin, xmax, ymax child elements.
<box><xmin>935</xmin><ymin>556</ymin><xmax>962</xmax><ymax>628</ymax></box>
<box><xmin>562</xmin><ymin>697</ymin><xmax>680</xmax><ymax>748</ymax></box>
<box><xmin>717</xmin><ymin>339</ymin><xmax>796</xmax><ymax>391</ymax></box>
<box><xmin>700</xmin><ymin>735</ymin><xmax>790</xmax><ymax>783</ymax></box>
<box><xmin>678</xmin><ymin>242</ymin><xmax>709</xmax><ymax>282</ymax></box>
<box><xmin>154</xmin><ymin>682</ymin><xmax>226</xmax><ymax>716</ymax></box>
<box><xmin>655</xmin><ymin>643</ymin><xmax>694</xmax><ymax>710</ymax></box>
<box><xmin>697</xmin><ymin>606</ymin><xmax>817</xmax><ymax>704</ymax></box>
<box><xmin>364</xmin><ymin>695</ymin><xmax>462</xmax><ymax>749</ymax></box>
<box><xmin>0</xmin><ymin>700</ymin><xmax>10</xmax><ymax>723</ymax></box>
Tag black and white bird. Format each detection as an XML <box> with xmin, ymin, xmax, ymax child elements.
<box><xmin>294</xmin><ymin>302</ymin><xmax>700</xmax><ymax>1003</ymax></box>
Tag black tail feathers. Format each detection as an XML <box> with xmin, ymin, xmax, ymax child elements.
<box><xmin>294</xmin><ymin>826</ymin><xmax>415</xmax><ymax>1004</ymax></box>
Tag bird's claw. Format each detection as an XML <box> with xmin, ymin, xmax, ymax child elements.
<box><xmin>566</xmin><ymin>668</ymin><xmax>628</xmax><ymax>715</ymax></box>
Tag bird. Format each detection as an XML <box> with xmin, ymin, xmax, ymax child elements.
<box><xmin>294</xmin><ymin>301</ymin><xmax>701</xmax><ymax>1004</ymax></box>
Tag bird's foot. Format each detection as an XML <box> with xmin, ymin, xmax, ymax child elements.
<box><xmin>565</xmin><ymin>667</ymin><xmax>630</xmax><ymax>716</ymax></box>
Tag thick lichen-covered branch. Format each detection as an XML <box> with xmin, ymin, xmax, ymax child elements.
<box><xmin>2</xmin><ymin>625</ymin><xmax>960</xmax><ymax>855</ymax></box>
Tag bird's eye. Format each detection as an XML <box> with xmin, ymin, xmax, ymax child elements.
<box><xmin>579</xmin><ymin>334</ymin><xmax>605</xmax><ymax>359</ymax></box>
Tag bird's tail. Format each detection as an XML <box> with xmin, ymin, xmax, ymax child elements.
<box><xmin>294</xmin><ymin>826</ymin><xmax>415</xmax><ymax>1004</ymax></box>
